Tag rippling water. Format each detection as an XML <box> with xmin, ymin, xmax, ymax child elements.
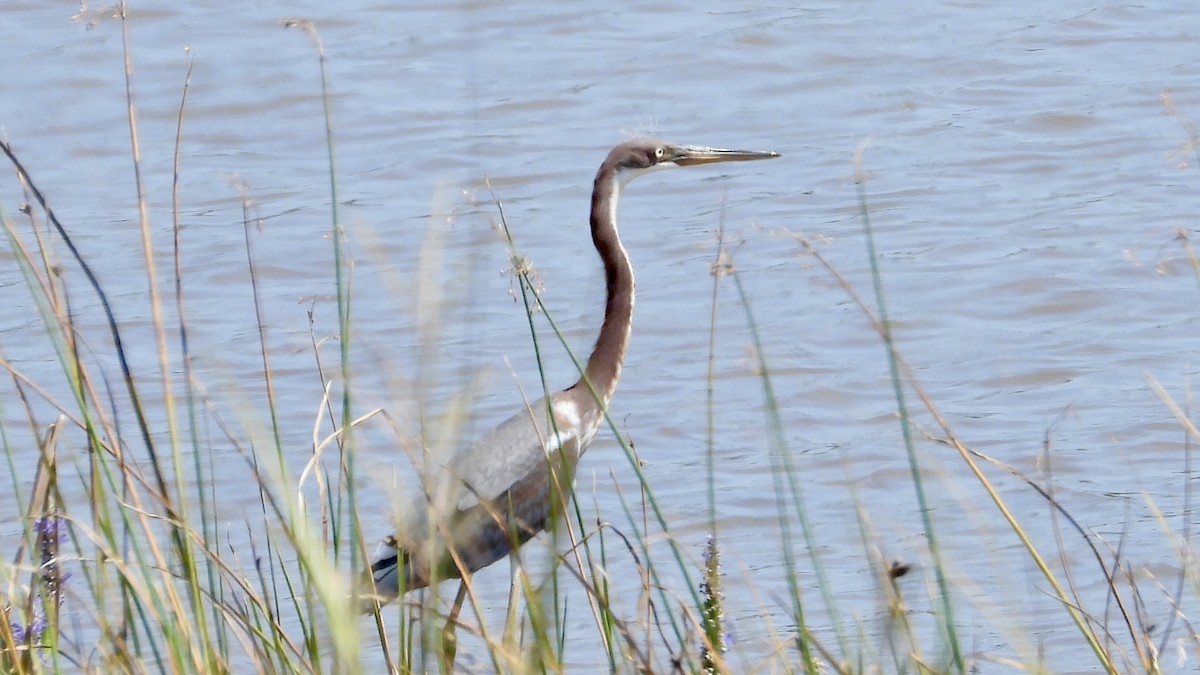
<box><xmin>3</xmin><ymin>1</ymin><xmax>1200</xmax><ymax>670</ymax></box>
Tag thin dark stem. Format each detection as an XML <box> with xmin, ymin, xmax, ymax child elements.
<box><xmin>0</xmin><ymin>140</ymin><xmax>167</xmax><ymax>504</ymax></box>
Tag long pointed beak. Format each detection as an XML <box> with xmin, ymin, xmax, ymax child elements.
<box><xmin>670</xmin><ymin>145</ymin><xmax>781</xmax><ymax>166</ymax></box>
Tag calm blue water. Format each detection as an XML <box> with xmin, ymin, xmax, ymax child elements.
<box><xmin>2</xmin><ymin>1</ymin><xmax>1200</xmax><ymax>671</ymax></box>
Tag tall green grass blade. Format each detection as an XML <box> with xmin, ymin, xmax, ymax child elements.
<box><xmin>852</xmin><ymin>144</ymin><xmax>963</xmax><ymax>671</ymax></box>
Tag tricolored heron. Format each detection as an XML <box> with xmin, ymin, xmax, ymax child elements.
<box><xmin>362</xmin><ymin>139</ymin><xmax>779</xmax><ymax>613</ymax></box>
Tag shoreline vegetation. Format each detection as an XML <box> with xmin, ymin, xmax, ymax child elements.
<box><xmin>3</xmin><ymin>11</ymin><xmax>1200</xmax><ymax>674</ymax></box>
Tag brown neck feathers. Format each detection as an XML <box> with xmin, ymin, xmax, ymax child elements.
<box><xmin>578</xmin><ymin>165</ymin><xmax>634</xmax><ymax>405</ymax></box>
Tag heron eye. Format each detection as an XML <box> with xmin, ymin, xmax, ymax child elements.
<box><xmin>655</xmin><ymin>147</ymin><xmax>665</xmax><ymax>159</ymax></box>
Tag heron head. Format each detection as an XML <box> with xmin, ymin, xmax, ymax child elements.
<box><xmin>608</xmin><ymin>139</ymin><xmax>779</xmax><ymax>185</ymax></box>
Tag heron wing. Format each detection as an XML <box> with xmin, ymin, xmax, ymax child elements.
<box><xmin>446</xmin><ymin>394</ymin><xmax>579</xmax><ymax>512</ymax></box>
<box><xmin>366</xmin><ymin>392</ymin><xmax>585</xmax><ymax>599</ymax></box>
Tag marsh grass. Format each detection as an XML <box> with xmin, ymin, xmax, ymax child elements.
<box><xmin>3</xmin><ymin>9</ymin><xmax>1200</xmax><ymax>674</ymax></box>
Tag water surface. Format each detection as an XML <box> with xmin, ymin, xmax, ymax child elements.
<box><xmin>2</xmin><ymin>1</ymin><xmax>1199</xmax><ymax>671</ymax></box>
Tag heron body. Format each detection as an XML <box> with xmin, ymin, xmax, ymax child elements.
<box><xmin>364</xmin><ymin>139</ymin><xmax>779</xmax><ymax>609</ymax></box>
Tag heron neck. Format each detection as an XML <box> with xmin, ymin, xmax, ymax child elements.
<box><xmin>580</xmin><ymin>170</ymin><xmax>634</xmax><ymax>406</ymax></box>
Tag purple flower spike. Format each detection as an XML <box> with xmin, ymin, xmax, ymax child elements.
<box><xmin>34</xmin><ymin>516</ymin><xmax>66</xmax><ymax>542</ymax></box>
<box><xmin>10</xmin><ymin>615</ymin><xmax>47</xmax><ymax>642</ymax></box>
